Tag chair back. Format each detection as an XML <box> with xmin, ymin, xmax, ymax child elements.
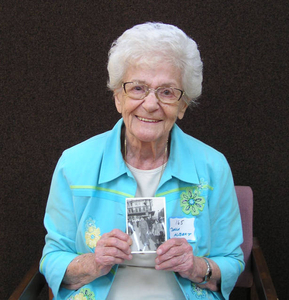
<box><xmin>235</xmin><ymin>186</ymin><xmax>254</xmax><ymax>288</ymax></box>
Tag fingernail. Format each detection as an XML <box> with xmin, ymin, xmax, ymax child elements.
<box><xmin>156</xmin><ymin>249</ymin><xmax>162</xmax><ymax>255</ymax></box>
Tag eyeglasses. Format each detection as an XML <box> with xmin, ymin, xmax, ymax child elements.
<box><xmin>122</xmin><ymin>82</ymin><xmax>185</xmax><ymax>104</ymax></box>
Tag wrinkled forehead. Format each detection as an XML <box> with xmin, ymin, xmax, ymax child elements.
<box><xmin>123</xmin><ymin>61</ymin><xmax>182</xmax><ymax>88</ymax></box>
<box><xmin>123</xmin><ymin>55</ymin><xmax>182</xmax><ymax>81</ymax></box>
<box><xmin>126</xmin><ymin>51</ymin><xmax>180</xmax><ymax>70</ymax></box>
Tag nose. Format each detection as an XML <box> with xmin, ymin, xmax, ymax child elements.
<box><xmin>142</xmin><ymin>90</ymin><xmax>159</xmax><ymax>112</ymax></box>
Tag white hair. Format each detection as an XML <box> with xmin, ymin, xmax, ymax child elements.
<box><xmin>107</xmin><ymin>22</ymin><xmax>203</xmax><ymax>104</ymax></box>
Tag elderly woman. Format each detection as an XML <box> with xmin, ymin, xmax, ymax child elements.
<box><xmin>40</xmin><ymin>23</ymin><xmax>244</xmax><ymax>300</ymax></box>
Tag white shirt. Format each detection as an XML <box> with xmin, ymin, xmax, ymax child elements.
<box><xmin>106</xmin><ymin>164</ymin><xmax>186</xmax><ymax>300</ymax></box>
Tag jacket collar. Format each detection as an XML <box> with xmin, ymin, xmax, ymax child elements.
<box><xmin>161</xmin><ymin>124</ymin><xmax>200</xmax><ymax>186</ymax></box>
<box><xmin>99</xmin><ymin>119</ymin><xmax>200</xmax><ymax>186</ymax></box>
<box><xmin>99</xmin><ymin>119</ymin><xmax>128</xmax><ymax>184</ymax></box>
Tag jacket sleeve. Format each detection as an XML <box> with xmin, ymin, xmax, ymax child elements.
<box><xmin>40</xmin><ymin>154</ymin><xmax>79</xmax><ymax>299</ymax></box>
<box><xmin>208</xmin><ymin>155</ymin><xmax>245</xmax><ymax>299</ymax></box>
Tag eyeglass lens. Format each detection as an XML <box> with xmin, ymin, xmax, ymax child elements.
<box><xmin>123</xmin><ymin>82</ymin><xmax>182</xmax><ymax>103</ymax></box>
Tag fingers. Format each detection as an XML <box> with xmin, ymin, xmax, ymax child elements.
<box><xmin>156</xmin><ymin>251</ymin><xmax>193</xmax><ymax>273</ymax></box>
<box><xmin>155</xmin><ymin>238</ymin><xmax>193</xmax><ymax>273</ymax></box>
<box><xmin>95</xmin><ymin>247</ymin><xmax>131</xmax><ymax>266</ymax></box>
<box><xmin>111</xmin><ymin>228</ymin><xmax>133</xmax><ymax>243</ymax></box>
<box><xmin>103</xmin><ymin>228</ymin><xmax>133</xmax><ymax>245</ymax></box>
<box><xmin>95</xmin><ymin>229</ymin><xmax>133</xmax><ymax>267</ymax></box>
<box><xmin>96</xmin><ymin>239</ymin><xmax>132</xmax><ymax>259</ymax></box>
<box><xmin>156</xmin><ymin>238</ymin><xmax>190</xmax><ymax>257</ymax></box>
<box><xmin>98</xmin><ymin>230</ymin><xmax>132</xmax><ymax>255</ymax></box>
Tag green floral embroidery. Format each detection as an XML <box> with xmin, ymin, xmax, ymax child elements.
<box><xmin>180</xmin><ymin>187</ymin><xmax>205</xmax><ymax>215</ymax></box>
<box><xmin>191</xmin><ymin>283</ymin><xmax>208</xmax><ymax>298</ymax></box>
<box><xmin>85</xmin><ymin>218</ymin><xmax>101</xmax><ymax>249</ymax></box>
<box><xmin>180</xmin><ymin>179</ymin><xmax>213</xmax><ymax>216</ymax></box>
<box><xmin>67</xmin><ymin>288</ymin><xmax>95</xmax><ymax>300</ymax></box>
<box><xmin>198</xmin><ymin>178</ymin><xmax>213</xmax><ymax>191</ymax></box>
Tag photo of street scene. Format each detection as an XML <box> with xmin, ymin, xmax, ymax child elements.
<box><xmin>126</xmin><ymin>197</ymin><xmax>167</xmax><ymax>253</ymax></box>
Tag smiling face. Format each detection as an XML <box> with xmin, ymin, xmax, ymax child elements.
<box><xmin>114</xmin><ymin>63</ymin><xmax>188</xmax><ymax>145</ymax></box>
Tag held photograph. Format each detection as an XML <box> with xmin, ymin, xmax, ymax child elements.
<box><xmin>126</xmin><ymin>197</ymin><xmax>167</xmax><ymax>253</ymax></box>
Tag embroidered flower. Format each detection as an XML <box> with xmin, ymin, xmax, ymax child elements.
<box><xmin>75</xmin><ymin>293</ymin><xmax>87</xmax><ymax>300</ymax></box>
<box><xmin>191</xmin><ymin>283</ymin><xmax>208</xmax><ymax>298</ymax></box>
<box><xmin>198</xmin><ymin>178</ymin><xmax>213</xmax><ymax>191</ymax></box>
<box><xmin>68</xmin><ymin>288</ymin><xmax>95</xmax><ymax>300</ymax></box>
<box><xmin>180</xmin><ymin>187</ymin><xmax>205</xmax><ymax>216</ymax></box>
<box><xmin>85</xmin><ymin>219</ymin><xmax>101</xmax><ymax>249</ymax></box>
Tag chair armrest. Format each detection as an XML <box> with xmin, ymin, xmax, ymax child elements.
<box><xmin>252</xmin><ymin>237</ymin><xmax>278</xmax><ymax>300</ymax></box>
<box><xmin>8</xmin><ymin>259</ymin><xmax>47</xmax><ymax>300</ymax></box>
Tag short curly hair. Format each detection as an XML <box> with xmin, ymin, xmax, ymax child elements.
<box><xmin>107</xmin><ymin>22</ymin><xmax>203</xmax><ymax>104</ymax></box>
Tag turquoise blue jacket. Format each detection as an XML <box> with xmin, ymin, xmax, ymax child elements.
<box><xmin>40</xmin><ymin>119</ymin><xmax>244</xmax><ymax>300</ymax></box>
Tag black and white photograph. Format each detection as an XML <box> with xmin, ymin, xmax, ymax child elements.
<box><xmin>126</xmin><ymin>197</ymin><xmax>167</xmax><ymax>253</ymax></box>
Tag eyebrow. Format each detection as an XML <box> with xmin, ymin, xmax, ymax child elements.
<box><xmin>130</xmin><ymin>80</ymin><xmax>179</xmax><ymax>88</ymax></box>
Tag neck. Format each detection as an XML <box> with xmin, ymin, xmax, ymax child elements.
<box><xmin>124</xmin><ymin>136</ymin><xmax>168</xmax><ymax>170</ymax></box>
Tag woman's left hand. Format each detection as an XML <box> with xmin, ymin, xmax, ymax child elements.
<box><xmin>155</xmin><ymin>238</ymin><xmax>195</xmax><ymax>278</ymax></box>
<box><xmin>155</xmin><ymin>238</ymin><xmax>221</xmax><ymax>291</ymax></box>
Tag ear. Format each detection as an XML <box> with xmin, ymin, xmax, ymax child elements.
<box><xmin>114</xmin><ymin>91</ymin><xmax>123</xmax><ymax>114</ymax></box>
<box><xmin>177</xmin><ymin>100</ymin><xmax>188</xmax><ymax>120</ymax></box>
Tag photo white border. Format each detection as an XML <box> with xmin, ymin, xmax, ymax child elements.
<box><xmin>126</xmin><ymin>197</ymin><xmax>167</xmax><ymax>253</ymax></box>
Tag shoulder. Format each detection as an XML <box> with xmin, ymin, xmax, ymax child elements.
<box><xmin>172</xmin><ymin>124</ymin><xmax>227</xmax><ymax>164</ymax></box>
<box><xmin>57</xmin><ymin>131</ymin><xmax>110</xmax><ymax>173</ymax></box>
<box><xmin>61</xmin><ymin>119</ymin><xmax>123</xmax><ymax>163</ymax></box>
<box><xmin>57</xmin><ymin>129</ymin><xmax>114</xmax><ymax>175</ymax></box>
<box><xmin>63</xmin><ymin>130</ymin><xmax>110</xmax><ymax>158</ymax></box>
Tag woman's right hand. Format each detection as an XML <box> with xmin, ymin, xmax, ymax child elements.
<box><xmin>62</xmin><ymin>229</ymin><xmax>132</xmax><ymax>290</ymax></box>
<box><xmin>95</xmin><ymin>228</ymin><xmax>133</xmax><ymax>276</ymax></box>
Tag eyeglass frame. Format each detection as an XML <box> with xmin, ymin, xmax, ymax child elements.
<box><xmin>122</xmin><ymin>81</ymin><xmax>185</xmax><ymax>104</ymax></box>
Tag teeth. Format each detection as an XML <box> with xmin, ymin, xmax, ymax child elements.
<box><xmin>138</xmin><ymin>117</ymin><xmax>159</xmax><ymax>123</ymax></box>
